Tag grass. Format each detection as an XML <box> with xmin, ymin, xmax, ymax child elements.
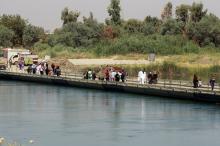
<box><xmin>65</xmin><ymin>60</ymin><xmax>220</xmax><ymax>82</ymax></box>
<box><xmin>157</xmin><ymin>52</ymin><xmax>220</xmax><ymax>67</ymax></box>
<box><xmin>29</xmin><ymin>43</ymin><xmax>220</xmax><ymax>81</ymax></box>
<box><xmin>46</xmin><ymin>50</ymin><xmax>220</xmax><ymax>80</ymax></box>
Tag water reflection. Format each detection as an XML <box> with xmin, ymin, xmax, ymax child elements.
<box><xmin>0</xmin><ymin>81</ymin><xmax>220</xmax><ymax>146</ymax></box>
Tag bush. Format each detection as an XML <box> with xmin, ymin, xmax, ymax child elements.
<box><xmin>34</xmin><ymin>43</ymin><xmax>78</xmax><ymax>58</ymax></box>
<box><xmin>210</xmin><ymin>65</ymin><xmax>220</xmax><ymax>72</ymax></box>
<box><xmin>91</xmin><ymin>34</ymin><xmax>198</xmax><ymax>56</ymax></box>
<box><xmin>182</xmin><ymin>41</ymin><xmax>200</xmax><ymax>53</ymax></box>
<box><xmin>33</xmin><ymin>42</ymin><xmax>51</xmax><ymax>52</ymax></box>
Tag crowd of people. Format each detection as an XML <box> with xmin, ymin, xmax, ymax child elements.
<box><xmin>9</xmin><ymin>60</ymin><xmax>218</xmax><ymax>91</ymax></box>
<box><xmin>104</xmin><ymin>68</ymin><xmax>126</xmax><ymax>82</ymax></box>
<box><xmin>138</xmin><ymin>70</ymin><xmax>158</xmax><ymax>85</ymax></box>
<box><xmin>83</xmin><ymin>68</ymin><xmax>217</xmax><ymax>91</ymax></box>
<box><xmin>83</xmin><ymin>69</ymin><xmax>97</xmax><ymax>80</ymax></box>
<box><xmin>26</xmin><ymin>63</ymin><xmax>61</xmax><ymax>76</ymax></box>
<box><xmin>84</xmin><ymin>66</ymin><xmax>127</xmax><ymax>82</ymax></box>
<box><xmin>83</xmin><ymin>66</ymin><xmax>159</xmax><ymax>85</ymax></box>
<box><xmin>193</xmin><ymin>74</ymin><xmax>216</xmax><ymax>91</ymax></box>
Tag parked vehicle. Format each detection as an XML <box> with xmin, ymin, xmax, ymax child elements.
<box><xmin>2</xmin><ymin>48</ymin><xmax>38</xmax><ymax>66</ymax></box>
<box><xmin>10</xmin><ymin>54</ymin><xmax>38</xmax><ymax>65</ymax></box>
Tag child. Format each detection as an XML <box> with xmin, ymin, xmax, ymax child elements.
<box><xmin>198</xmin><ymin>79</ymin><xmax>202</xmax><ymax>87</ymax></box>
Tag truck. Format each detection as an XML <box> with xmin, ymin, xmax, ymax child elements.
<box><xmin>10</xmin><ymin>53</ymin><xmax>38</xmax><ymax>65</ymax></box>
<box><xmin>2</xmin><ymin>48</ymin><xmax>38</xmax><ymax>66</ymax></box>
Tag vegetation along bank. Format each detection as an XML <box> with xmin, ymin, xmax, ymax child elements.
<box><xmin>1</xmin><ymin>0</ymin><xmax>220</xmax><ymax>80</ymax></box>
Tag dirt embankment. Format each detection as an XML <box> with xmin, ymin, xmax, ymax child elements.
<box><xmin>49</xmin><ymin>58</ymin><xmax>155</xmax><ymax>75</ymax></box>
<box><xmin>68</xmin><ymin>59</ymin><xmax>153</xmax><ymax>65</ymax></box>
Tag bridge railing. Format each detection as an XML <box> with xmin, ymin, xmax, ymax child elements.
<box><xmin>1</xmin><ymin>70</ymin><xmax>220</xmax><ymax>95</ymax></box>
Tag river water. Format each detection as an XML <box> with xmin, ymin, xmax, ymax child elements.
<box><xmin>0</xmin><ymin>81</ymin><xmax>220</xmax><ymax>146</ymax></box>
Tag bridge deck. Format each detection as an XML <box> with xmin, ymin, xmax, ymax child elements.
<box><xmin>0</xmin><ymin>71</ymin><xmax>220</xmax><ymax>103</ymax></box>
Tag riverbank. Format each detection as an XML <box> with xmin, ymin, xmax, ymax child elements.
<box><xmin>53</xmin><ymin>56</ymin><xmax>220</xmax><ymax>81</ymax></box>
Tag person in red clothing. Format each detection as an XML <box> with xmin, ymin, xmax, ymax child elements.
<box><xmin>193</xmin><ymin>74</ymin><xmax>199</xmax><ymax>88</ymax></box>
<box><xmin>105</xmin><ymin>70</ymin><xmax>109</xmax><ymax>81</ymax></box>
<box><xmin>51</xmin><ymin>63</ymin><xmax>55</xmax><ymax>75</ymax></box>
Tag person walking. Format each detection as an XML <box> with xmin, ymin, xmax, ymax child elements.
<box><xmin>148</xmin><ymin>72</ymin><xmax>153</xmax><ymax>84</ymax></box>
<box><xmin>31</xmin><ymin>63</ymin><xmax>37</xmax><ymax>74</ymax></box>
<box><xmin>209</xmin><ymin>76</ymin><xmax>216</xmax><ymax>91</ymax></box>
<box><xmin>121</xmin><ymin>69</ymin><xmax>126</xmax><ymax>82</ymax></box>
<box><xmin>198</xmin><ymin>78</ymin><xmax>202</xmax><ymax>87</ymax></box>
<box><xmin>18</xmin><ymin>59</ymin><xmax>23</xmax><ymax>72</ymax></box>
<box><xmin>92</xmin><ymin>71</ymin><xmax>96</xmax><ymax>80</ymax></box>
<box><xmin>115</xmin><ymin>72</ymin><xmax>120</xmax><ymax>82</ymax></box>
<box><xmin>111</xmin><ymin>70</ymin><xmax>116</xmax><ymax>82</ymax></box>
<box><xmin>152</xmin><ymin>71</ymin><xmax>158</xmax><ymax>84</ymax></box>
<box><xmin>27</xmin><ymin>65</ymin><xmax>32</xmax><ymax>74</ymax></box>
<box><xmin>36</xmin><ymin>64</ymin><xmax>41</xmax><ymax>75</ymax></box>
<box><xmin>142</xmin><ymin>69</ymin><xmax>147</xmax><ymax>84</ymax></box>
<box><xmin>51</xmin><ymin>63</ymin><xmax>55</xmax><ymax>75</ymax></box>
<box><xmin>55</xmin><ymin>66</ymin><xmax>61</xmax><ymax>77</ymax></box>
<box><xmin>45</xmin><ymin>63</ymin><xmax>49</xmax><ymax>75</ymax></box>
<box><xmin>193</xmin><ymin>74</ymin><xmax>199</xmax><ymax>88</ymax></box>
<box><xmin>40</xmin><ymin>64</ymin><xmax>44</xmax><ymax>75</ymax></box>
<box><xmin>105</xmin><ymin>70</ymin><xmax>110</xmax><ymax>81</ymax></box>
<box><xmin>138</xmin><ymin>70</ymin><xmax>143</xmax><ymax>84</ymax></box>
<box><xmin>88</xmin><ymin>69</ymin><xmax>92</xmax><ymax>80</ymax></box>
<box><xmin>109</xmin><ymin>67</ymin><xmax>113</xmax><ymax>81</ymax></box>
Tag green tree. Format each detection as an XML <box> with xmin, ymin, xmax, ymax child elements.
<box><xmin>161</xmin><ymin>19</ymin><xmax>181</xmax><ymax>35</ymax></box>
<box><xmin>176</xmin><ymin>4</ymin><xmax>190</xmax><ymax>24</ymax></box>
<box><xmin>143</xmin><ymin>24</ymin><xmax>157</xmax><ymax>35</ymax></box>
<box><xmin>0</xmin><ymin>25</ymin><xmax>14</xmax><ymax>47</ymax></box>
<box><xmin>144</xmin><ymin>16</ymin><xmax>161</xmax><ymax>27</ymax></box>
<box><xmin>23</xmin><ymin>25</ymin><xmax>45</xmax><ymax>47</ymax></box>
<box><xmin>190</xmin><ymin>2</ymin><xmax>207</xmax><ymax>22</ymax></box>
<box><xmin>123</xmin><ymin>19</ymin><xmax>143</xmax><ymax>33</ymax></box>
<box><xmin>61</xmin><ymin>7</ymin><xmax>80</xmax><ymax>25</ymax></box>
<box><xmin>107</xmin><ymin>0</ymin><xmax>121</xmax><ymax>25</ymax></box>
<box><xmin>51</xmin><ymin>22</ymin><xmax>100</xmax><ymax>47</ymax></box>
<box><xmin>186</xmin><ymin>14</ymin><xmax>220</xmax><ymax>47</ymax></box>
<box><xmin>83</xmin><ymin>12</ymin><xmax>95</xmax><ymax>26</ymax></box>
<box><xmin>161</xmin><ymin>2</ymin><xmax>173</xmax><ymax>21</ymax></box>
<box><xmin>83</xmin><ymin>12</ymin><xmax>104</xmax><ymax>42</ymax></box>
<box><xmin>0</xmin><ymin>14</ymin><xmax>26</xmax><ymax>46</ymax></box>
<box><xmin>143</xmin><ymin>16</ymin><xmax>162</xmax><ymax>35</ymax></box>
<box><xmin>176</xmin><ymin>4</ymin><xmax>191</xmax><ymax>36</ymax></box>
